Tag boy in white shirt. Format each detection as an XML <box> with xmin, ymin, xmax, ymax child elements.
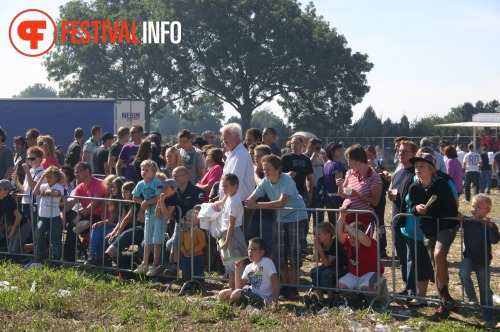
<box><xmin>214</xmin><ymin>173</ymin><xmax>248</xmax><ymax>288</ymax></box>
<box><xmin>218</xmin><ymin>237</ymin><xmax>279</xmax><ymax>307</ymax></box>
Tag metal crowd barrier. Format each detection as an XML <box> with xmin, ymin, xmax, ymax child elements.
<box><xmin>389</xmin><ymin>213</ymin><xmax>500</xmax><ymax>316</ymax></box>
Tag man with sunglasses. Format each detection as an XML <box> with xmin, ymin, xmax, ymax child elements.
<box><xmin>25</xmin><ymin>128</ymin><xmax>40</xmax><ymax>148</ymax></box>
<box><xmin>262</xmin><ymin>127</ymin><xmax>281</xmax><ymax>157</ymax></box>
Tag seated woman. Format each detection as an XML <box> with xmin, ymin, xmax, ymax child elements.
<box><xmin>85</xmin><ymin>176</ymin><xmax>124</xmax><ymax>265</ymax></box>
<box><xmin>98</xmin><ymin>181</ymin><xmax>143</xmax><ymax>270</ymax></box>
<box><xmin>336</xmin><ymin>144</ymin><xmax>382</xmax><ymax>234</ymax></box>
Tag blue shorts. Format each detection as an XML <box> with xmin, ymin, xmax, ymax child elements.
<box><xmin>144</xmin><ymin>216</ymin><xmax>166</xmax><ymax>245</ymax></box>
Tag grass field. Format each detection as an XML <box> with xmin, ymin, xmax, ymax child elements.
<box><xmin>0</xmin><ymin>190</ymin><xmax>499</xmax><ymax>331</ymax></box>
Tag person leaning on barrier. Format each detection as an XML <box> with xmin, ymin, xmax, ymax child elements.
<box><xmin>458</xmin><ymin>194</ymin><xmax>499</xmax><ymax>328</ymax></box>
<box><xmin>245</xmin><ymin>154</ymin><xmax>308</xmax><ymax>300</ymax></box>
<box><xmin>131</xmin><ymin>160</ymin><xmax>163</xmax><ymax>276</ymax></box>
<box><xmin>63</xmin><ymin>162</ymin><xmax>107</xmax><ymax>262</ymax></box>
<box><xmin>28</xmin><ymin>166</ymin><xmax>64</xmax><ymax>268</ymax></box>
<box><xmin>408</xmin><ymin>153</ymin><xmax>460</xmax><ymax>319</ymax></box>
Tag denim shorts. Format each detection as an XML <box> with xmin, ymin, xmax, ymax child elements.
<box><xmin>144</xmin><ymin>216</ymin><xmax>166</xmax><ymax>245</ymax></box>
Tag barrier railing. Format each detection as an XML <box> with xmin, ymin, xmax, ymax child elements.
<box><xmin>4</xmin><ymin>194</ymin><xmax>498</xmax><ymax>321</ymax></box>
<box><xmin>389</xmin><ymin>213</ymin><xmax>500</xmax><ymax>318</ymax></box>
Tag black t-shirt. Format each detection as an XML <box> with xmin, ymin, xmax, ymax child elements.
<box><xmin>109</xmin><ymin>142</ymin><xmax>124</xmax><ymax>175</ymax></box>
<box><xmin>178</xmin><ymin>182</ymin><xmax>206</xmax><ymax>216</ymax></box>
<box><xmin>65</xmin><ymin>141</ymin><xmax>81</xmax><ymax>168</ymax></box>
<box><xmin>0</xmin><ymin>195</ymin><xmax>26</xmax><ymax>226</ymax></box>
<box><xmin>480</xmin><ymin>153</ymin><xmax>491</xmax><ymax>171</ymax></box>
<box><xmin>93</xmin><ymin>146</ymin><xmax>110</xmax><ymax>175</ymax></box>
<box><xmin>122</xmin><ymin>202</ymin><xmax>141</xmax><ymax>230</ymax></box>
<box><xmin>323</xmin><ymin>239</ymin><xmax>348</xmax><ymax>270</ymax></box>
<box><xmin>162</xmin><ymin>192</ymin><xmax>186</xmax><ymax>223</ymax></box>
<box><xmin>281</xmin><ymin>153</ymin><xmax>313</xmax><ymax>195</ymax></box>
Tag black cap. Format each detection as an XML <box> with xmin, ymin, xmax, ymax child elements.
<box><xmin>102</xmin><ymin>132</ymin><xmax>114</xmax><ymax>141</ymax></box>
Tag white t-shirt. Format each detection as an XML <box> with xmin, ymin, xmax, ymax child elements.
<box><xmin>21</xmin><ymin>166</ymin><xmax>44</xmax><ymax>204</ymax></box>
<box><xmin>457</xmin><ymin>150</ymin><xmax>466</xmax><ymax>166</ymax></box>
<box><xmin>242</xmin><ymin>257</ymin><xmax>277</xmax><ymax>305</ymax></box>
<box><xmin>220</xmin><ymin>143</ymin><xmax>255</xmax><ymax>200</ymax></box>
<box><xmin>220</xmin><ymin>193</ymin><xmax>243</xmax><ymax>231</ymax></box>
<box><xmin>38</xmin><ymin>183</ymin><xmax>64</xmax><ymax>218</ymax></box>
<box><xmin>463</xmin><ymin>151</ymin><xmax>481</xmax><ymax>172</ymax></box>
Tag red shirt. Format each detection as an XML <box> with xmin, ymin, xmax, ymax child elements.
<box><xmin>344</xmin><ymin>234</ymin><xmax>384</xmax><ymax>276</ymax></box>
<box><xmin>72</xmin><ymin>177</ymin><xmax>107</xmax><ymax>216</ymax></box>
<box><xmin>41</xmin><ymin>155</ymin><xmax>59</xmax><ymax>169</ymax></box>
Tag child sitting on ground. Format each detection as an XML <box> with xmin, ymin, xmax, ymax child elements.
<box><xmin>214</xmin><ymin>173</ymin><xmax>248</xmax><ymax>288</ymax></box>
<box><xmin>180</xmin><ymin>207</ymin><xmax>206</xmax><ymax>283</ymax></box>
<box><xmin>218</xmin><ymin>237</ymin><xmax>279</xmax><ymax>307</ymax></box>
<box><xmin>310</xmin><ymin>222</ymin><xmax>348</xmax><ymax>304</ymax></box>
<box><xmin>458</xmin><ymin>194</ymin><xmax>499</xmax><ymax>328</ymax></box>
<box><xmin>336</xmin><ymin>212</ymin><xmax>385</xmax><ymax>300</ymax></box>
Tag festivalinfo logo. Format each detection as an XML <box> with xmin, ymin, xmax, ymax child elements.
<box><xmin>9</xmin><ymin>9</ymin><xmax>182</xmax><ymax>57</ymax></box>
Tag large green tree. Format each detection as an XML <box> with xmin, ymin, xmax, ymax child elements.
<box><xmin>44</xmin><ymin>0</ymin><xmax>372</xmax><ymax>132</ymax></box>
<box><xmin>43</xmin><ymin>0</ymin><xmax>180</xmax><ymax>130</ymax></box>
<box><xmin>13</xmin><ymin>83</ymin><xmax>57</xmax><ymax>98</ymax></box>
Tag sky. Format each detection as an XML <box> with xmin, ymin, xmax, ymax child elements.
<box><xmin>1</xmin><ymin>0</ymin><xmax>499</xmax><ymax>123</ymax></box>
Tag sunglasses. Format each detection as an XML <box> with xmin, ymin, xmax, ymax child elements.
<box><xmin>27</xmin><ymin>157</ymin><xmax>37</xmax><ymax>161</ymax></box>
<box><xmin>37</xmin><ymin>141</ymin><xmax>47</xmax><ymax>146</ymax></box>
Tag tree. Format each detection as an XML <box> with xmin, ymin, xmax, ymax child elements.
<box><xmin>13</xmin><ymin>83</ymin><xmax>57</xmax><ymax>98</ymax></box>
<box><xmin>43</xmin><ymin>0</ymin><xmax>181</xmax><ymax>130</ymax></box>
<box><xmin>351</xmin><ymin>106</ymin><xmax>383</xmax><ymax>137</ymax></box>
<box><xmin>224</xmin><ymin>108</ymin><xmax>292</xmax><ymax>138</ymax></box>
<box><xmin>152</xmin><ymin>93</ymin><xmax>224</xmax><ymax>138</ymax></box>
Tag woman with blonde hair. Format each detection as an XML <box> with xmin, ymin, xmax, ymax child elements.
<box><xmin>37</xmin><ymin>135</ymin><xmax>58</xmax><ymax>168</ymax></box>
<box><xmin>163</xmin><ymin>146</ymin><xmax>183</xmax><ymax>178</ymax></box>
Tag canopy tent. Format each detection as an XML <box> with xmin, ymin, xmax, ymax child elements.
<box><xmin>435</xmin><ymin>114</ymin><xmax>500</xmax><ymax>148</ymax></box>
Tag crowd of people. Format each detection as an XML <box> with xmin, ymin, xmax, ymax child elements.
<box><xmin>0</xmin><ymin>124</ymin><xmax>498</xmax><ymax>327</ymax></box>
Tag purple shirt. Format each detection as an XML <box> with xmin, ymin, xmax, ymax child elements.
<box><xmin>322</xmin><ymin>160</ymin><xmax>346</xmax><ymax>203</ymax></box>
<box><xmin>118</xmin><ymin>143</ymin><xmax>140</xmax><ymax>182</ymax></box>
<box><xmin>446</xmin><ymin>158</ymin><xmax>463</xmax><ymax>194</ymax></box>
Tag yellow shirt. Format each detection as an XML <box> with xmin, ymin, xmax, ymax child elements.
<box><xmin>180</xmin><ymin>228</ymin><xmax>206</xmax><ymax>257</ymax></box>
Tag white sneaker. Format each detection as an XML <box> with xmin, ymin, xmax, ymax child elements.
<box><xmin>146</xmin><ymin>264</ymin><xmax>160</xmax><ymax>277</ymax></box>
<box><xmin>134</xmin><ymin>263</ymin><xmax>149</xmax><ymax>274</ymax></box>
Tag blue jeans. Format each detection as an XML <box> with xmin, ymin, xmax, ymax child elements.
<box><xmin>180</xmin><ymin>254</ymin><xmax>205</xmax><ymax>282</ymax></box>
<box><xmin>479</xmin><ymin>170</ymin><xmax>491</xmax><ymax>193</ymax></box>
<box><xmin>458</xmin><ymin>257</ymin><xmax>494</xmax><ymax>323</ymax></box>
<box><xmin>35</xmin><ymin>216</ymin><xmax>63</xmax><ymax>261</ymax></box>
<box><xmin>89</xmin><ymin>224</ymin><xmax>114</xmax><ymax>258</ymax></box>
<box><xmin>465</xmin><ymin>171</ymin><xmax>480</xmax><ymax>201</ymax></box>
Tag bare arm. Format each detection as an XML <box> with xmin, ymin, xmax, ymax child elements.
<box><xmin>3</xmin><ymin>167</ymin><xmax>14</xmax><ymax>180</ymax></box>
<box><xmin>8</xmin><ymin>209</ymin><xmax>23</xmax><ymax>240</ymax></box>
<box><xmin>246</xmin><ymin>194</ymin><xmax>289</xmax><ymax>210</ymax></box>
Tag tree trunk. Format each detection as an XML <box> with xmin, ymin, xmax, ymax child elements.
<box><xmin>239</xmin><ymin>106</ymin><xmax>253</xmax><ymax>133</ymax></box>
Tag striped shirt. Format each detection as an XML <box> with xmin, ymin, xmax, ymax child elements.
<box><xmin>342</xmin><ymin>167</ymin><xmax>382</xmax><ymax>211</ymax></box>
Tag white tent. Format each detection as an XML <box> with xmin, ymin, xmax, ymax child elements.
<box><xmin>434</xmin><ymin>113</ymin><xmax>500</xmax><ymax>148</ymax></box>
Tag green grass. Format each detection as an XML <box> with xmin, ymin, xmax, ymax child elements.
<box><xmin>1</xmin><ymin>191</ymin><xmax>499</xmax><ymax>330</ymax></box>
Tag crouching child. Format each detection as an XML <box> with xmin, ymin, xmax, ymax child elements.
<box><xmin>336</xmin><ymin>212</ymin><xmax>385</xmax><ymax>302</ymax></box>
<box><xmin>218</xmin><ymin>237</ymin><xmax>279</xmax><ymax>308</ymax></box>
<box><xmin>310</xmin><ymin>222</ymin><xmax>348</xmax><ymax>303</ymax></box>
